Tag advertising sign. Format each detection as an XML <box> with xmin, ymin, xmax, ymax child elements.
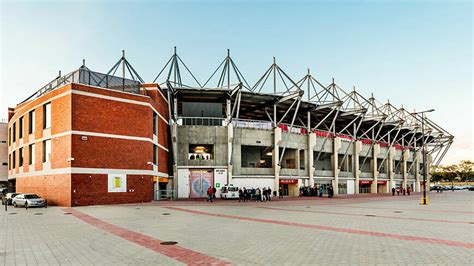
<box><xmin>108</xmin><ymin>174</ymin><xmax>127</xmax><ymax>192</ymax></box>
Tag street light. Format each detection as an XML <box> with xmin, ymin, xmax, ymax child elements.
<box><xmin>412</xmin><ymin>109</ymin><xmax>434</xmax><ymax>205</ymax></box>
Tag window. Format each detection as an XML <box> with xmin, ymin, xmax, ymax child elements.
<box><xmin>43</xmin><ymin>139</ymin><xmax>51</xmax><ymax>163</ymax></box>
<box><xmin>29</xmin><ymin>144</ymin><xmax>35</xmax><ymax>165</ymax></box>
<box><xmin>8</xmin><ymin>154</ymin><xmax>11</xmax><ymax>170</ymax></box>
<box><xmin>188</xmin><ymin>144</ymin><xmax>213</xmax><ymax>160</ymax></box>
<box><xmin>19</xmin><ymin>117</ymin><xmax>23</xmax><ymax>139</ymax></box>
<box><xmin>153</xmin><ymin>113</ymin><xmax>157</xmax><ymax>135</ymax></box>
<box><xmin>12</xmin><ymin>151</ymin><xmax>16</xmax><ymax>168</ymax></box>
<box><xmin>2</xmin><ymin>162</ymin><xmax>7</xmax><ymax>166</ymax></box>
<box><xmin>29</xmin><ymin>110</ymin><xmax>35</xmax><ymax>134</ymax></box>
<box><xmin>240</xmin><ymin>145</ymin><xmax>273</xmax><ymax>168</ymax></box>
<box><xmin>8</xmin><ymin>127</ymin><xmax>11</xmax><ymax>145</ymax></box>
<box><xmin>12</xmin><ymin>122</ymin><xmax>16</xmax><ymax>142</ymax></box>
<box><xmin>153</xmin><ymin>145</ymin><xmax>157</xmax><ymax>165</ymax></box>
<box><xmin>43</xmin><ymin>103</ymin><xmax>51</xmax><ymax>129</ymax></box>
<box><xmin>0</xmin><ymin>141</ymin><xmax>5</xmax><ymax>144</ymax></box>
<box><xmin>19</xmin><ymin>148</ymin><xmax>23</xmax><ymax>167</ymax></box>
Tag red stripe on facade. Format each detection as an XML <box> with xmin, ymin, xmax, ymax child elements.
<box><xmin>165</xmin><ymin>207</ymin><xmax>474</xmax><ymax>249</ymax></box>
<box><xmin>63</xmin><ymin>208</ymin><xmax>230</xmax><ymax>265</ymax></box>
<box><xmin>258</xmin><ymin>206</ymin><xmax>472</xmax><ymax>225</ymax></box>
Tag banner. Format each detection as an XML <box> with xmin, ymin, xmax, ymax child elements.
<box><xmin>108</xmin><ymin>174</ymin><xmax>127</xmax><ymax>192</ymax></box>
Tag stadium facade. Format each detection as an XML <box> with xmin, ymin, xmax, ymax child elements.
<box><xmin>6</xmin><ymin>49</ymin><xmax>453</xmax><ymax>205</ymax></box>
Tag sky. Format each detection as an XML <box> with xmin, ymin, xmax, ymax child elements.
<box><xmin>0</xmin><ymin>0</ymin><xmax>472</xmax><ymax>165</ymax></box>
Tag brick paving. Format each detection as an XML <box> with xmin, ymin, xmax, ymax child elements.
<box><xmin>1</xmin><ymin>191</ymin><xmax>473</xmax><ymax>265</ymax></box>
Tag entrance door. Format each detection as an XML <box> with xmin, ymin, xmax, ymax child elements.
<box><xmin>189</xmin><ymin>170</ymin><xmax>213</xmax><ymax>198</ymax></box>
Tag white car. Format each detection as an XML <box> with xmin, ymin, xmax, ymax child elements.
<box><xmin>12</xmin><ymin>194</ymin><xmax>47</xmax><ymax>208</ymax></box>
<box><xmin>220</xmin><ymin>185</ymin><xmax>239</xmax><ymax>199</ymax></box>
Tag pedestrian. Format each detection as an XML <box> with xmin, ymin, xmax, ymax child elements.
<box><xmin>206</xmin><ymin>186</ymin><xmax>213</xmax><ymax>202</ymax></box>
<box><xmin>279</xmin><ymin>187</ymin><xmax>283</xmax><ymax>198</ymax></box>
<box><xmin>403</xmin><ymin>188</ymin><xmax>406</xmax><ymax>196</ymax></box>
<box><xmin>392</xmin><ymin>187</ymin><xmax>395</xmax><ymax>196</ymax></box>
<box><xmin>242</xmin><ymin>187</ymin><xmax>247</xmax><ymax>202</ymax></box>
<box><xmin>396</xmin><ymin>187</ymin><xmax>400</xmax><ymax>196</ymax></box>
<box><xmin>212</xmin><ymin>186</ymin><xmax>217</xmax><ymax>199</ymax></box>
<box><xmin>262</xmin><ymin>187</ymin><xmax>267</xmax><ymax>201</ymax></box>
<box><xmin>319</xmin><ymin>186</ymin><xmax>323</xmax><ymax>197</ymax></box>
<box><xmin>407</xmin><ymin>186</ymin><xmax>411</xmax><ymax>196</ymax></box>
<box><xmin>238</xmin><ymin>188</ymin><xmax>244</xmax><ymax>202</ymax></box>
<box><xmin>267</xmin><ymin>187</ymin><xmax>272</xmax><ymax>201</ymax></box>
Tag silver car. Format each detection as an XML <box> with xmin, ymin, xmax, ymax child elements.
<box><xmin>12</xmin><ymin>194</ymin><xmax>47</xmax><ymax>208</ymax></box>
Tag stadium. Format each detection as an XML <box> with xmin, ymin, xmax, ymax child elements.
<box><xmin>6</xmin><ymin>49</ymin><xmax>454</xmax><ymax>205</ymax></box>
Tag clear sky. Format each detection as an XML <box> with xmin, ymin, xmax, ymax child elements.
<box><xmin>0</xmin><ymin>0</ymin><xmax>472</xmax><ymax>164</ymax></box>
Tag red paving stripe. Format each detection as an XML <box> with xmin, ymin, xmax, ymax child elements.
<box><xmin>257</xmin><ymin>206</ymin><xmax>472</xmax><ymax>225</ymax></box>
<box><xmin>326</xmin><ymin>204</ymin><xmax>474</xmax><ymax>215</ymax></box>
<box><xmin>165</xmin><ymin>207</ymin><xmax>474</xmax><ymax>249</ymax></box>
<box><xmin>63</xmin><ymin>208</ymin><xmax>231</xmax><ymax>266</ymax></box>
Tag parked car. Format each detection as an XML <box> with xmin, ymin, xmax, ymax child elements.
<box><xmin>12</xmin><ymin>194</ymin><xmax>47</xmax><ymax>208</ymax></box>
<box><xmin>468</xmin><ymin>185</ymin><xmax>474</xmax><ymax>191</ymax></box>
<box><xmin>220</xmin><ymin>185</ymin><xmax>239</xmax><ymax>199</ymax></box>
<box><xmin>2</xmin><ymin>193</ymin><xmax>21</xmax><ymax>205</ymax></box>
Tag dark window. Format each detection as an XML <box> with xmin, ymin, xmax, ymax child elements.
<box><xmin>188</xmin><ymin>144</ymin><xmax>214</xmax><ymax>160</ymax></box>
<box><xmin>0</xmin><ymin>141</ymin><xmax>6</xmax><ymax>144</ymax></box>
<box><xmin>12</xmin><ymin>122</ymin><xmax>16</xmax><ymax>142</ymax></box>
<box><xmin>12</xmin><ymin>151</ymin><xmax>15</xmax><ymax>168</ymax></box>
<box><xmin>2</xmin><ymin>162</ymin><xmax>7</xmax><ymax>166</ymax></box>
<box><xmin>19</xmin><ymin>148</ymin><xmax>23</xmax><ymax>167</ymax></box>
<box><xmin>240</xmin><ymin>145</ymin><xmax>273</xmax><ymax>168</ymax></box>
<box><xmin>43</xmin><ymin>139</ymin><xmax>51</xmax><ymax>163</ymax></box>
<box><xmin>29</xmin><ymin>144</ymin><xmax>35</xmax><ymax>165</ymax></box>
<box><xmin>29</xmin><ymin>110</ymin><xmax>35</xmax><ymax>134</ymax></box>
<box><xmin>153</xmin><ymin>113</ymin><xmax>157</xmax><ymax>135</ymax></box>
<box><xmin>8</xmin><ymin>154</ymin><xmax>11</xmax><ymax>170</ymax></box>
<box><xmin>153</xmin><ymin>145</ymin><xmax>157</xmax><ymax>165</ymax></box>
<box><xmin>43</xmin><ymin>103</ymin><xmax>51</xmax><ymax>129</ymax></box>
<box><xmin>19</xmin><ymin>117</ymin><xmax>23</xmax><ymax>139</ymax></box>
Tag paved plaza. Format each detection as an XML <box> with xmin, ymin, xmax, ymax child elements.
<box><xmin>1</xmin><ymin>191</ymin><xmax>473</xmax><ymax>265</ymax></box>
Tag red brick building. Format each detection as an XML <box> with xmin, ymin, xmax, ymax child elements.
<box><xmin>7</xmin><ymin>70</ymin><xmax>170</xmax><ymax>206</ymax></box>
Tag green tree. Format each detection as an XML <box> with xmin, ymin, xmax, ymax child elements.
<box><xmin>455</xmin><ymin>160</ymin><xmax>474</xmax><ymax>182</ymax></box>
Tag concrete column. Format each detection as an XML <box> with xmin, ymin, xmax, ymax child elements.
<box><xmin>308</xmin><ymin>133</ymin><xmax>315</xmax><ymax>187</ymax></box>
<box><xmin>274</xmin><ymin>127</ymin><xmax>282</xmax><ymax>195</ymax></box>
<box><xmin>227</xmin><ymin>123</ymin><xmax>233</xmax><ymax>185</ymax></box>
<box><xmin>371</xmin><ymin>144</ymin><xmax>380</xmax><ymax>193</ymax></box>
<box><xmin>388</xmin><ymin>147</ymin><xmax>395</xmax><ymax>191</ymax></box>
<box><xmin>402</xmin><ymin>149</ymin><xmax>409</xmax><ymax>189</ymax></box>
<box><xmin>354</xmin><ymin>141</ymin><xmax>361</xmax><ymax>194</ymax></box>
<box><xmin>171</xmin><ymin>123</ymin><xmax>179</xmax><ymax>199</ymax></box>
<box><xmin>332</xmin><ymin>137</ymin><xmax>341</xmax><ymax>195</ymax></box>
<box><xmin>415</xmin><ymin>151</ymin><xmax>420</xmax><ymax>192</ymax></box>
<box><xmin>426</xmin><ymin>154</ymin><xmax>432</xmax><ymax>193</ymax></box>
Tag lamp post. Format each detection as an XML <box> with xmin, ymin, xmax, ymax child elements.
<box><xmin>412</xmin><ymin>109</ymin><xmax>434</xmax><ymax>205</ymax></box>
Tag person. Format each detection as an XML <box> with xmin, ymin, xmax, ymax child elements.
<box><xmin>407</xmin><ymin>186</ymin><xmax>411</xmax><ymax>196</ymax></box>
<box><xmin>238</xmin><ymin>188</ymin><xmax>244</xmax><ymax>202</ymax></box>
<box><xmin>267</xmin><ymin>187</ymin><xmax>272</xmax><ymax>201</ymax></box>
<box><xmin>328</xmin><ymin>186</ymin><xmax>333</xmax><ymax>198</ymax></box>
<box><xmin>256</xmin><ymin>188</ymin><xmax>261</xmax><ymax>202</ymax></box>
<box><xmin>279</xmin><ymin>187</ymin><xmax>283</xmax><ymax>198</ymax></box>
<box><xmin>396</xmin><ymin>187</ymin><xmax>400</xmax><ymax>196</ymax></box>
<box><xmin>403</xmin><ymin>187</ymin><xmax>406</xmax><ymax>196</ymax></box>
<box><xmin>212</xmin><ymin>186</ymin><xmax>217</xmax><ymax>199</ymax></box>
<box><xmin>392</xmin><ymin>187</ymin><xmax>396</xmax><ymax>196</ymax></box>
<box><xmin>262</xmin><ymin>187</ymin><xmax>267</xmax><ymax>201</ymax></box>
<box><xmin>206</xmin><ymin>186</ymin><xmax>213</xmax><ymax>202</ymax></box>
<box><xmin>242</xmin><ymin>187</ymin><xmax>247</xmax><ymax>202</ymax></box>
<box><xmin>319</xmin><ymin>186</ymin><xmax>323</xmax><ymax>197</ymax></box>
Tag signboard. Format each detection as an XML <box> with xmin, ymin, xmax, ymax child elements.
<box><xmin>280</xmin><ymin>179</ymin><xmax>298</xmax><ymax>184</ymax></box>
<box><xmin>108</xmin><ymin>174</ymin><xmax>127</xmax><ymax>192</ymax></box>
<box><xmin>359</xmin><ymin>180</ymin><xmax>373</xmax><ymax>185</ymax></box>
<box><xmin>216</xmin><ymin>183</ymin><xmax>220</xmax><ymax>188</ymax></box>
<box><xmin>377</xmin><ymin>180</ymin><xmax>387</xmax><ymax>184</ymax></box>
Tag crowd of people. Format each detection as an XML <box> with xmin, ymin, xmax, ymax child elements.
<box><xmin>238</xmin><ymin>187</ymin><xmax>279</xmax><ymax>202</ymax></box>
<box><xmin>391</xmin><ymin>186</ymin><xmax>412</xmax><ymax>196</ymax></box>
<box><xmin>299</xmin><ymin>185</ymin><xmax>334</xmax><ymax>198</ymax></box>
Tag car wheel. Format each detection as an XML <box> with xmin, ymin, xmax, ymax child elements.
<box><xmin>13</xmin><ymin>202</ymin><xmax>17</xmax><ymax>208</ymax></box>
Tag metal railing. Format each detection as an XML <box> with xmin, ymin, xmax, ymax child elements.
<box><xmin>155</xmin><ymin>190</ymin><xmax>174</xmax><ymax>200</ymax></box>
<box><xmin>232</xmin><ymin>119</ymin><xmax>273</xmax><ymax>130</ymax></box>
<box><xmin>178</xmin><ymin>117</ymin><xmax>224</xmax><ymax>126</ymax></box>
